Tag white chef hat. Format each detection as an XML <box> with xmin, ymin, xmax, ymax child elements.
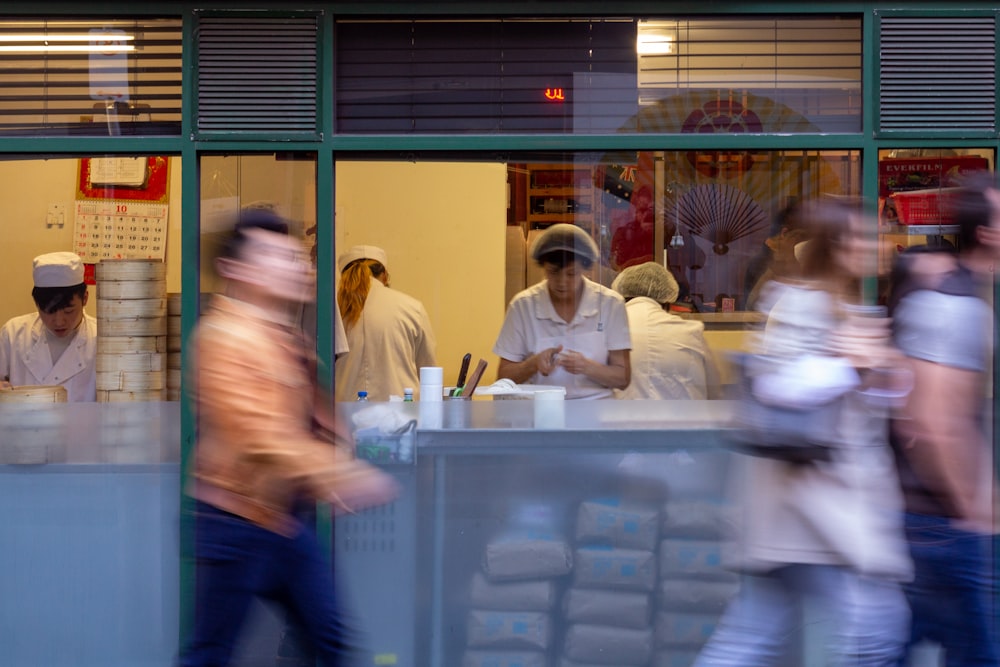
<box><xmin>33</xmin><ymin>252</ymin><xmax>84</xmax><ymax>288</ymax></box>
<box><xmin>338</xmin><ymin>245</ymin><xmax>388</xmax><ymax>273</ymax></box>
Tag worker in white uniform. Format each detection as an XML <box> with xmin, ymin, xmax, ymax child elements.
<box><xmin>494</xmin><ymin>223</ymin><xmax>631</xmax><ymax>399</ymax></box>
<box><xmin>334</xmin><ymin>245</ymin><xmax>436</xmax><ymax>402</ymax></box>
<box><xmin>0</xmin><ymin>251</ymin><xmax>97</xmax><ymax>401</ymax></box>
<box><xmin>611</xmin><ymin>261</ymin><xmax>721</xmax><ymax>400</ymax></box>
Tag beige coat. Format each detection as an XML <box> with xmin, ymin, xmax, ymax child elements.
<box><xmin>334</xmin><ymin>280</ymin><xmax>436</xmax><ymax>402</ymax></box>
<box><xmin>730</xmin><ymin>283</ymin><xmax>912</xmax><ymax>580</ymax></box>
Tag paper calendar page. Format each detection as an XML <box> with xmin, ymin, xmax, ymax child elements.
<box><xmin>73</xmin><ymin>201</ymin><xmax>168</xmax><ymax>262</ymax></box>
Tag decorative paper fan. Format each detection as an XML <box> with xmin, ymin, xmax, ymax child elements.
<box><xmin>673</xmin><ymin>184</ymin><xmax>769</xmax><ymax>256</ymax></box>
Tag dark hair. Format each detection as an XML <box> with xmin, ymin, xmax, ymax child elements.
<box><xmin>235</xmin><ymin>207</ymin><xmax>290</xmax><ymax>236</ymax></box>
<box><xmin>952</xmin><ymin>171</ymin><xmax>998</xmax><ymax>251</ymax></box>
<box><xmin>222</xmin><ymin>209</ymin><xmax>292</xmax><ymax>261</ymax></box>
<box><xmin>32</xmin><ymin>283</ymin><xmax>86</xmax><ymax>314</ymax></box>
<box><xmin>537</xmin><ymin>250</ymin><xmax>594</xmax><ymax>270</ymax></box>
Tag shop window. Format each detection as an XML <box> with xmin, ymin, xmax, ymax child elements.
<box><xmin>333</xmin><ymin>149</ymin><xmax>860</xmax><ymax>400</ymax></box>
<box><xmin>0</xmin><ymin>18</ymin><xmax>182</xmax><ymax>136</ymax></box>
<box><xmin>334</xmin><ymin>15</ymin><xmax>861</xmax><ymax>135</ymax></box>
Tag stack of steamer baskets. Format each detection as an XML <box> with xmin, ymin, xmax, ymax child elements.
<box><xmin>166</xmin><ymin>293</ymin><xmax>181</xmax><ymax>401</ymax></box>
<box><xmin>0</xmin><ymin>384</ymin><xmax>67</xmax><ymax>463</ymax></box>
<box><xmin>95</xmin><ymin>259</ymin><xmax>167</xmax><ymax>402</ymax></box>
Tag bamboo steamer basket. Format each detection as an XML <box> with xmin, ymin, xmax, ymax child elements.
<box><xmin>167</xmin><ymin>335</ymin><xmax>182</xmax><ymax>353</ymax></box>
<box><xmin>0</xmin><ymin>385</ymin><xmax>68</xmax><ymax>403</ymax></box>
<box><xmin>97</xmin><ymin>279</ymin><xmax>166</xmax><ymax>300</ymax></box>
<box><xmin>98</xmin><ymin>316</ymin><xmax>167</xmax><ymax>338</ymax></box>
<box><xmin>97</xmin><ymin>389</ymin><xmax>166</xmax><ymax>403</ymax></box>
<box><xmin>95</xmin><ymin>352</ymin><xmax>164</xmax><ymax>373</ymax></box>
<box><xmin>167</xmin><ymin>292</ymin><xmax>182</xmax><ymax>316</ymax></box>
<box><xmin>0</xmin><ymin>385</ymin><xmax>67</xmax><ymax>463</ymax></box>
<box><xmin>167</xmin><ymin>314</ymin><xmax>182</xmax><ymax>337</ymax></box>
<box><xmin>167</xmin><ymin>353</ymin><xmax>182</xmax><ymax>370</ymax></box>
<box><xmin>167</xmin><ymin>368</ymin><xmax>182</xmax><ymax>389</ymax></box>
<box><xmin>95</xmin><ymin>259</ymin><xmax>166</xmax><ymax>282</ymax></box>
<box><xmin>96</xmin><ymin>369</ymin><xmax>165</xmax><ymax>392</ymax></box>
<box><xmin>98</xmin><ymin>298</ymin><xmax>167</xmax><ymax>319</ymax></box>
<box><xmin>98</xmin><ymin>335</ymin><xmax>168</xmax><ymax>354</ymax></box>
<box><xmin>166</xmin><ymin>389</ymin><xmax>181</xmax><ymax>402</ymax></box>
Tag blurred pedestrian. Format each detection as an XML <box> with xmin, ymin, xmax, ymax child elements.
<box><xmin>743</xmin><ymin>200</ymin><xmax>808</xmax><ymax>311</ymax></box>
<box><xmin>180</xmin><ymin>226</ymin><xmax>398</xmax><ymax>667</ymax></box>
<box><xmin>611</xmin><ymin>261</ymin><xmax>720</xmax><ymax>400</ymax></box>
<box><xmin>694</xmin><ymin>198</ymin><xmax>911</xmax><ymax>667</ymax></box>
<box><xmin>335</xmin><ymin>245</ymin><xmax>436</xmax><ymax>401</ymax></box>
<box><xmin>890</xmin><ymin>171</ymin><xmax>1000</xmax><ymax>665</ymax></box>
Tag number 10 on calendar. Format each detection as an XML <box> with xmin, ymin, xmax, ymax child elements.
<box><xmin>73</xmin><ymin>200</ymin><xmax>169</xmax><ymax>263</ymax></box>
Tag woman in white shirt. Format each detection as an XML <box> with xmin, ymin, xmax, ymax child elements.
<box><xmin>493</xmin><ymin>224</ymin><xmax>631</xmax><ymax>399</ymax></box>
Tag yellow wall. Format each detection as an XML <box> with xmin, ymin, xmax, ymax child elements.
<box><xmin>336</xmin><ymin>161</ymin><xmax>508</xmax><ymax>390</ymax></box>
<box><xmin>0</xmin><ymin>157</ymin><xmax>183</xmax><ymax>326</ymax></box>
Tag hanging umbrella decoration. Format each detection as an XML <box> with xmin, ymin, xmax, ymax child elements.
<box><xmin>671</xmin><ymin>183</ymin><xmax>769</xmax><ymax>256</ymax></box>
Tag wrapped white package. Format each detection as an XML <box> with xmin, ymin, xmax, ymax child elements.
<box><xmin>563</xmin><ymin>587</ymin><xmax>651</xmax><ymax>629</ymax></box>
<box><xmin>562</xmin><ymin>623</ymin><xmax>653</xmax><ymax>666</ymax></box>
<box><xmin>575</xmin><ymin>498</ymin><xmax>660</xmax><ymax>551</ymax></box>
<box><xmin>469</xmin><ymin>572</ymin><xmax>558</xmax><ymax>611</ymax></box>
<box><xmin>466</xmin><ymin>610</ymin><xmax>552</xmax><ymax>651</ymax></box>
<box><xmin>462</xmin><ymin>650</ymin><xmax>547</xmax><ymax>667</ymax></box>
<box><xmin>658</xmin><ymin>539</ymin><xmax>737</xmax><ymax>580</ymax></box>
<box><xmin>654</xmin><ymin>611</ymin><xmax>718</xmax><ymax>648</ymax></box>
<box><xmin>483</xmin><ymin>530</ymin><xmax>573</xmax><ymax>582</ymax></box>
<box><xmin>658</xmin><ymin>578</ymin><xmax>739</xmax><ymax>613</ymax></box>
<box><xmin>661</xmin><ymin>498</ymin><xmax>737</xmax><ymax>541</ymax></box>
<box><xmin>572</xmin><ymin>546</ymin><xmax>657</xmax><ymax>592</ymax></box>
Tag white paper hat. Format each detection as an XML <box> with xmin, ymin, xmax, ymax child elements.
<box><xmin>338</xmin><ymin>245</ymin><xmax>388</xmax><ymax>273</ymax></box>
<box><xmin>33</xmin><ymin>252</ymin><xmax>84</xmax><ymax>288</ymax></box>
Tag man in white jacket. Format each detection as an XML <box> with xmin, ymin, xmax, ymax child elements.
<box><xmin>0</xmin><ymin>251</ymin><xmax>97</xmax><ymax>401</ymax></box>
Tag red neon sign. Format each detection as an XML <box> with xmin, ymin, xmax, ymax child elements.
<box><xmin>544</xmin><ymin>88</ymin><xmax>565</xmax><ymax>102</ymax></box>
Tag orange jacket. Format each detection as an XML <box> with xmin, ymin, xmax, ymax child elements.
<box><xmin>188</xmin><ymin>295</ymin><xmax>356</xmax><ymax>536</ymax></box>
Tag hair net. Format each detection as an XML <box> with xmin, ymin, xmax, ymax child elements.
<box><xmin>611</xmin><ymin>261</ymin><xmax>679</xmax><ymax>304</ymax></box>
<box><xmin>530</xmin><ymin>223</ymin><xmax>599</xmax><ymax>264</ymax></box>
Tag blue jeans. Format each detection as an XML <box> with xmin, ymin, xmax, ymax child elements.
<box><xmin>179</xmin><ymin>501</ymin><xmax>363</xmax><ymax>667</ymax></box>
<box><xmin>693</xmin><ymin>564</ymin><xmax>909</xmax><ymax>667</ymax></box>
<box><xmin>900</xmin><ymin>512</ymin><xmax>999</xmax><ymax>667</ymax></box>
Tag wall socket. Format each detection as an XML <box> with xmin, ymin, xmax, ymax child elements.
<box><xmin>46</xmin><ymin>203</ymin><xmax>66</xmax><ymax>228</ymax></box>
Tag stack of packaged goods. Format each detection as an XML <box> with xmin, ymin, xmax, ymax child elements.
<box><xmin>652</xmin><ymin>498</ymin><xmax>739</xmax><ymax>667</ymax></box>
<box><xmin>560</xmin><ymin>498</ymin><xmax>659</xmax><ymax>667</ymax></box>
<box><xmin>0</xmin><ymin>384</ymin><xmax>67</xmax><ymax>464</ymax></box>
<box><xmin>463</xmin><ymin>504</ymin><xmax>572</xmax><ymax>667</ymax></box>
<box><xmin>165</xmin><ymin>293</ymin><xmax>181</xmax><ymax>401</ymax></box>
<box><xmin>94</xmin><ymin>259</ymin><xmax>167</xmax><ymax>402</ymax></box>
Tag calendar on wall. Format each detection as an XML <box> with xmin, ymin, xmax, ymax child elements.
<box><xmin>73</xmin><ymin>200</ymin><xmax>169</xmax><ymax>262</ymax></box>
<box><xmin>73</xmin><ymin>156</ymin><xmax>171</xmax><ymax>263</ymax></box>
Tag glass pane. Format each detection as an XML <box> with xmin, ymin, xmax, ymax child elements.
<box><xmin>0</xmin><ymin>154</ymin><xmax>181</xmax><ymax>666</ymax></box>
<box><xmin>335</xmin><ymin>16</ymin><xmax>861</xmax><ymax>134</ymax></box>
<box><xmin>199</xmin><ymin>153</ymin><xmax>318</xmax><ymax>322</ymax></box>
<box><xmin>877</xmin><ymin>147</ymin><xmax>995</xmax><ymax>275</ymax></box>
<box><xmin>333</xmin><ymin>149</ymin><xmax>859</xmax><ymax>403</ymax></box>
<box><xmin>0</xmin><ymin>18</ymin><xmax>182</xmax><ymax>136</ymax></box>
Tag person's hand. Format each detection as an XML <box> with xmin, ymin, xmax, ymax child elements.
<box><xmin>556</xmin><ymin>349</ymin><xmax>590</xmax><ymax>375</ymax></box>
<box><xmin>329</xmin><ymin>460</ymin><xmax>400</xmax><ymax>515</ymax></box>
<box><xmin>535</xmin><ymin>345</ymin><xmax>563</xmax><ymax>376</ymax></box>
<box><xmin>829</xmin><ymin>313</ymin><xmax>896</xmax><ymax>369</ymax></box>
